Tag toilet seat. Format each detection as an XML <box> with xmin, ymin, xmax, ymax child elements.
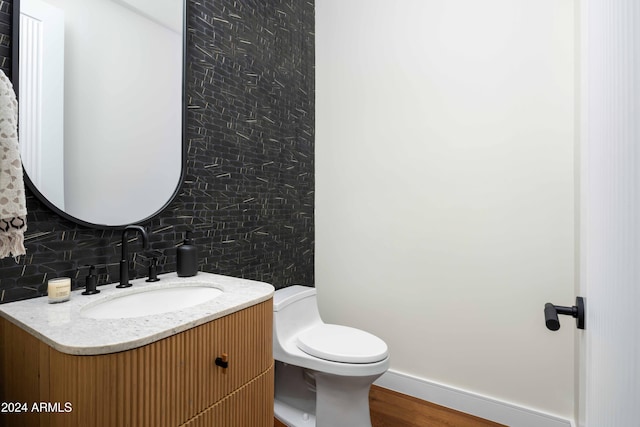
<box><xmin>296</xmin><ymin>324</ymin><xmax>388</xmax><ymax>364</ymax></box>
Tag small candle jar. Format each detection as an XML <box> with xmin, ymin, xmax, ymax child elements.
<box><xmin>47</xmin><ymin>277</ymin><xmax>71</xmax><ymax>303</ymax></box>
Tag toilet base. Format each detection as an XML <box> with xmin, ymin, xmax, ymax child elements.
<box><xmin>274</xmin><ymin>361</ymin><xmax>317</xmax><ymax>426</ymax></box>
<box><xmin>314</xmin><ymin>371</ymin><xmax>378</xmax><ymax>427</ymax></box>
<box><xmin>274</xmin><ymin>361</ymin><xmax>382</xmax><ymax>427</ymax></box>
<box><xmin>275</xmin><ymin>399</ymin><xmax>316</xmax><ymax>427</ymax></box>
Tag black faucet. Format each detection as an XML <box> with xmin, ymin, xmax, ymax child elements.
<box><xmin>117</xmin><ymin>225</ymin><xmax>149</xmax><ymax>288</ymax></box>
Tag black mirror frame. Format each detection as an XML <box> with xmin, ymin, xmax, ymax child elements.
<box><xmin>11</xmin><ymin>0</ymin><xmax>187</xmax><ymax>230</ymax></box>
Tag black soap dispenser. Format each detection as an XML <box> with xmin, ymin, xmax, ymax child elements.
<box><xmin>177</xmin><ymin>231</ymin><xmax>198</xmax><ymax>277</ymax></box>
<box><xmin>82</xmin><ymin>265</ymin><xmax>100</xmax><ymax>295</ymax></box>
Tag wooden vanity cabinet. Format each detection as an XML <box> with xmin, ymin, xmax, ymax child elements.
<box><xmin>0</xmin><ymin>299</ymin><xmax>274</xmax><ymax>427</ymax></box>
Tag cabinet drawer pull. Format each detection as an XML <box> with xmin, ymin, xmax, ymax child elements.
<box><xmin>215</xmin><ymin>353</ymin><xmax>229</xmax><ymax>368</ymax></box>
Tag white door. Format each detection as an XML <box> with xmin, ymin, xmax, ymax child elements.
<box><xmin>578</xmin><ymin>1</ymin><xmax>640</xmax><ymax>426</ymax></box>
<box><xmin>19</xmin><ymin>0</ymin><xmax>65</xmax><ymax>208</ymax></box>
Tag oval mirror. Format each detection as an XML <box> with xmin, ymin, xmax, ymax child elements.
<box><xmin>14</xmin><ymin>0</ymin><xmax>185</xmax><ymax>228</ymax></box>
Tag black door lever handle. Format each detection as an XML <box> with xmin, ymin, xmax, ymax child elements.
<box><xmin>544</xmin><ymin>297</ymin><xmax>585</xmax><ymax>331</ymax></box>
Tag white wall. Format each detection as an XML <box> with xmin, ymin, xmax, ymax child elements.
<box><xmin>316</xmin><ymin>0</ymin><xmax>576</xmax><ymax>420</ymax></box>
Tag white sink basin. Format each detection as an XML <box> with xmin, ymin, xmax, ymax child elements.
<box><xmin>81</xmin><ymin>286</ymin><xmax>224</xmax><ymax>319</ymax></box>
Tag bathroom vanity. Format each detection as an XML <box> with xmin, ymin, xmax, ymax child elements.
<box><xmin>0</xmin><ymin>272</ymin><xmax>274</xmax><ymax>427</ymax></box>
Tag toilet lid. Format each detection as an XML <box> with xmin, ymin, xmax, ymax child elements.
<box><xmin>296</xmin><ymin>324</ymin><xmax>389</xmax><ymax>364</ymax></box>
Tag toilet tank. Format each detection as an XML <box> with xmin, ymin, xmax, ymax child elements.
<box><xmin>273</xmin><ymin>285</ymin><xmax>323</xmax><ymax>351</ymax></box>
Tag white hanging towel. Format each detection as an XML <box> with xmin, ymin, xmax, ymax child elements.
<box><xmin>0</xmin><ymin>70</ymin><xmax>27</xmax><ymax>259</ymax></box>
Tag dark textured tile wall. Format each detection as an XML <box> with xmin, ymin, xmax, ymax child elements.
<box><xmin>0</xmin><ymin>0</ymin><xmax>9</xmax><ymax>73</ymax></box>
<box><xmin>0</xmin><ymin>0</ymin><xmax>314</xmax><ymax>303</ymax></box>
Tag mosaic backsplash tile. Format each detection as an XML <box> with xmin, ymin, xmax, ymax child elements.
<box><xmin>0</xmin><ymin>0</ymin><xmax>314</xmax><ymax>303</ymax></box>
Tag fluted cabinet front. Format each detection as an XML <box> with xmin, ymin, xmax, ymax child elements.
<box><xmin>0</xmin><ymin>299</ymin><xmax>274</xmax><ymax>427</ymax></box>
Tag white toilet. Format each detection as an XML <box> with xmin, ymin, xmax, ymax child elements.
<box><xmin>273</xmin><ymin>285</ymin><xmax>390</xmax><ymax>427</ymax></box>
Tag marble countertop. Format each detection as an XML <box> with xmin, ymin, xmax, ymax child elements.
<box><xmin>0</xmin><ymin>272</ymin><xmax>274</xmax><ymax>355</ymax></box>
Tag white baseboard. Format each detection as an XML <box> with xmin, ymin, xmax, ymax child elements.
<box><xmin>374</xmin><ymin>370</ymin><xmax>574</xmax><ymax>427</ymax></box>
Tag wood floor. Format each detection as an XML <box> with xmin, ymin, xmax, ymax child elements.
<box><xmin>274</xmin><ymin>385</ymin><xmax>505</xmax><ymax>427</ymax></box>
